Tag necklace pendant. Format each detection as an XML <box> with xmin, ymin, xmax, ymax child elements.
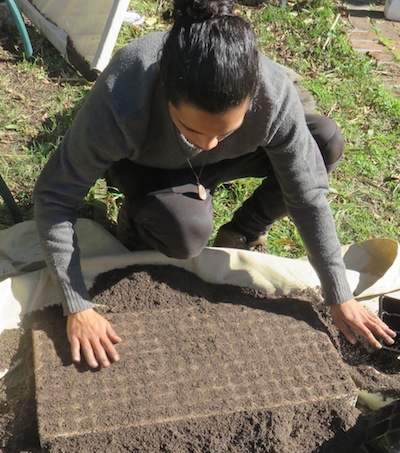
<box><xmin>198</xmin><ymin>184</ymin><xmax>207</xmax><ymax>201</ymax></box>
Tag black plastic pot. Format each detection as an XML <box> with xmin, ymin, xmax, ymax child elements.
<box><xmin>379</xmin><ymin>296</ymin><xmax>400</xmax><ymax>354</ymax></box>
<box><xmin>358</xmin><ymin>400</ymin><xmax>400</xmax><ymax>453</ymax></box>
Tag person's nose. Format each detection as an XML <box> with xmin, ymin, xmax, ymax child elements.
<box><xmin>196</xmin><ymin>136</ymin><xmax>219</xmax><ymax>151</ymax></box>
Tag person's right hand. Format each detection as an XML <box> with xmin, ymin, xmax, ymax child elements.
<box><xmin>67</xmin><ymin>308</ymin><xmax>122</xmax><ymax>368</ymax></box>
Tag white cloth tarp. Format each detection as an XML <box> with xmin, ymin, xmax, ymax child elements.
<box><xmin>1</xmin><ymin>219</ymin><xmax>400</xmax><ymax>336</ymax></box>
<box><xmin>15</xmin><ymin>0</ymin><xmax>132</xmax><ymax>76</ymax></box>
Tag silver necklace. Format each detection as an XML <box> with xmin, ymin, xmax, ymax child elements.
<box><xmin>174</xmin><ymin>126</ymin><xmax>209</xmax><ymax>200</ymax></box>
<box><xmin>183</xmin><ymin>153</ymin><xmax>208</xmax><ymax>201</ymax></box>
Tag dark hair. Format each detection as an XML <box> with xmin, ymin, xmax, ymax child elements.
<box><xmin>160</xmin><ymin>0</ymin><xmax>260</xmax><ymax>113</ymax></box>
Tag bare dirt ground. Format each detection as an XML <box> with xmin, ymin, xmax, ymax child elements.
<box><xmin>1</xmin><ymin>264</ymin><xmax>400</xmax><ymax>452</ymax></box>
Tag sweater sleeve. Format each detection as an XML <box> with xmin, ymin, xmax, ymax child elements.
<box><xmin>34</xmin><ymin>74</ymin><xmax>133</xmax><ymax>315</ymax></box>
<box><xmin>263</xmin><ymin>76</ymin><xmax>353</xmax><ymax>305</ymax></box>
<box><xmin>33</xmin><ymin>33</ymin><xmax>164</xmax><ymax>315</ymax></box>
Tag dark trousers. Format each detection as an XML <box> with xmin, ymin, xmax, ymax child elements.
<box><xmin>107</xmin><ymin>114</ymin><xmax>344</xmax><ymax>259</ymax></box>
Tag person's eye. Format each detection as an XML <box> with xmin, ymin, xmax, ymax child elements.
<box><xmin>218</xmin><ymin>131</ymin><xmax>233</xmax><ymax>140</ymax></box>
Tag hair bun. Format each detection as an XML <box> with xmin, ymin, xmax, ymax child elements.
<box><xmin>173</xmin><ymin>0</ymin><xmax>234</xmax><ymax>21</ymax></box>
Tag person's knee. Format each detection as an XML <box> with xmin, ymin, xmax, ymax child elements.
<box><xmin>307</xmin><ymin>114</ymin><xmax>344</xmax><ymax>171</ymax></box>
<box><xmin>162</xmin><ymin>216</ymin><xmax>213</xmax><ymax>259</ymax></box>
<box><xmin>134</xmin><ymin>193</ymin><xmax>213</xmax><ymax>259</ymax></box>
<box><xmin>323</xmin><ymin>119</ymin><xmax>344</xmax><ymax>169</ymax></box>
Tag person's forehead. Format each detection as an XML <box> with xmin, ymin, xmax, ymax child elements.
<box><xmin>171</xmin><ymin>101</ymin><xmax>249</xmax><ymax>136</ymax></box>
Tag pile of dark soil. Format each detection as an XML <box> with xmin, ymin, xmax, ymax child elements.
<box><xmin>1</xmin><ymin>264</ymin><xmax>399</xmax><ymax>452</ymax></box>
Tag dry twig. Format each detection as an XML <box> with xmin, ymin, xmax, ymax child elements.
<box><xmin>322</xmin><ymin>13</ymin><xmax>341</xmax><ymax>51</ymax></box>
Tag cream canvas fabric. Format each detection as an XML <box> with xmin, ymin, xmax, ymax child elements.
<box><xmin>1</xmin><ymin>219</ymin><xmax>399</xmax><ymax>337</ymax></box>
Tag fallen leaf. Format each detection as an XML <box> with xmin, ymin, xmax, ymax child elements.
<box><xmin>145</xmin><ymin>17</ymin><xmax>157</xmax><ymax>25</ymax></box>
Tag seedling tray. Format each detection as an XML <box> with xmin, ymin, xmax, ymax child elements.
<box><xmin>379</xmin><ymin>295</ymin><xmax>400</xmax><ymax>354</ymax></box>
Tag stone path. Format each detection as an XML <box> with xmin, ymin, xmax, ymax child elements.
<box><xmin>342</xmin><ymin>0</ymin><xmax>400</xmax><ymax>98</ymax></box>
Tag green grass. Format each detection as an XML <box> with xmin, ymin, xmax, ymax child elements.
<box><xmin>0</xmin><ymin>0</ymin><xmax>398</xmax><ymax>256</ymax></box>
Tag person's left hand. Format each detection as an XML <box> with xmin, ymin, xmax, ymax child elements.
<box><xmin>330</xmin><ymin>298</ymin><xmax>397</xmax><ymax>349</ymax></box>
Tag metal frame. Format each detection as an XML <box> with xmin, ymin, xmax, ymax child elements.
<box><xmin>0</xmin><ymin>175</ymin><xmax>23</xmax><ymax>224</ymax></box>
<box><xmin>5</xmin><ymin>0</ymin><xmax>33</xmax><ymax>58</ymax></box>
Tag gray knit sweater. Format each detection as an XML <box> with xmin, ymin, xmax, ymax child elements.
<box><xmin>34</xmin><ymin>31</ymin><xmax>353</xmax><ymax>315</ymax></box>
